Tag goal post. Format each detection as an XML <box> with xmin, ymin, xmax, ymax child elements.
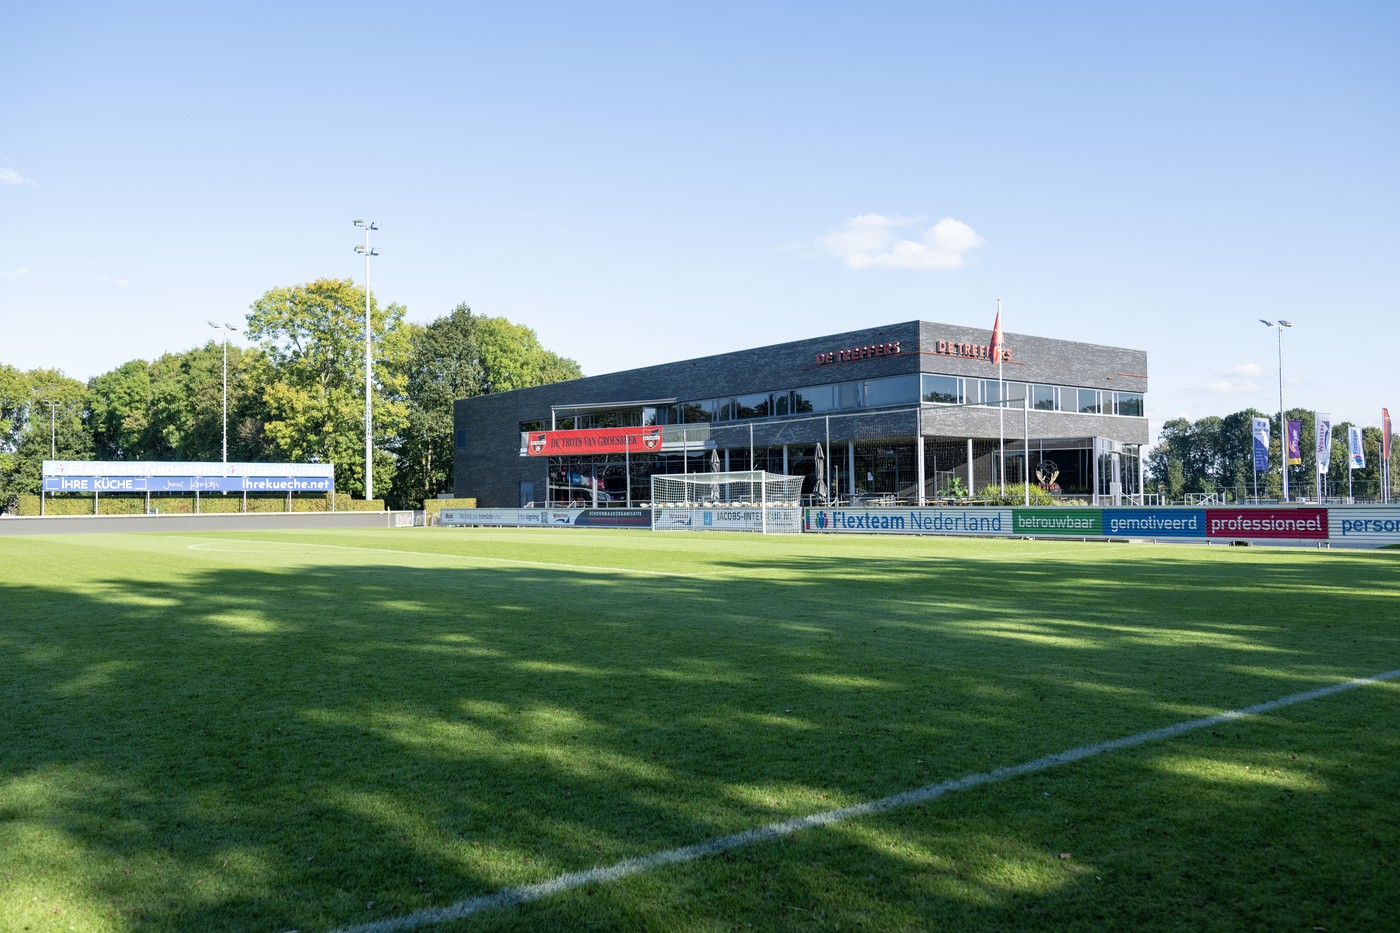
<box><xmin>646</xmin><ymin>470</ymin><xmax>804</xmax><ymax>533</ymax></box>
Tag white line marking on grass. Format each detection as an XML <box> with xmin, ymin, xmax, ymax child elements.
<box><xmin>176</xmin><ymin>537</ymin><xmax>742</xmax><ymax>579</ymax></box>
<box><xmin>329</xmin><ymin>667</ymin><xmax>1400</xmax><ymax>933</ymax></box>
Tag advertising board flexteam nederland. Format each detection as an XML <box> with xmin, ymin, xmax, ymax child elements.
<box><xmin>805</xmin><ymin>508</ymin><xmax>1011</xmax><ymax>535</ymax></box>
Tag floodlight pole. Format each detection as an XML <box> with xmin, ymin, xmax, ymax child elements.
<box><xmin>208</xmin><ymin>321</ymin><xmax>237</xmax><ymax>462</ymax></box>
<box><xmin>354</xmin><ymin>220</ymin><xmax>380</xmax><ymax>501</ymax></box>
<box><xmin>1260</xmin><ymin>320</ymin><xmax>1293</xmax><ymax>501</ymax></box>
<box><xmin>45</xmin><ymin>400</ymin><xmax>59</xmax><ymax>459</ymax></box>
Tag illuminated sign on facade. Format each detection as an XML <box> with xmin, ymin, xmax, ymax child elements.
<box><xmin>813</xmin><ymin>337</ymin><xmax>1013</xmax><ymax>366</ymax></box>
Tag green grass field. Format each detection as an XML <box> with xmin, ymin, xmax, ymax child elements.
<box><xmin>2</xmin><ymin>527</ymin><xmax>1398</xmax><ymax>932</ymax></box>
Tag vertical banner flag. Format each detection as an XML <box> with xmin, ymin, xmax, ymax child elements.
<box><xmin>1348</xmin><ymin>426</ymin><xmax>1365</xmax><ymax>469</ymax></box>
<box><xmin>1252</xmin><ymin>417</ymin><xmax>1270</xmax><ymax>471</ymax></box>
<box><xmin>1384</xmin><ymin>408</ymin><xmax>1393</xmax><ymax>462</ymax></box>
<box><xmin>1315</xmin><ymin>412</ymin><xmax>1332</xmax><ymax>474</ymax></box>
<box><xmin>1286</xmin><ymin>419</ymin><xmax>1302</xmax><ymax>465</ymax></box>
<box><xmin>988</xmin><ymin>308</ymin><xmax>1005</xmax><ymax>363</ymax></box>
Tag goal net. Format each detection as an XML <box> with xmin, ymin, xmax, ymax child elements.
<box><xmin>647</xmin><ymin>470</ymin><xmax>805</xmax><ymax>533</ymax></box>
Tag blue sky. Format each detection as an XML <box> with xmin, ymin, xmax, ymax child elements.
<box><xmin>3</xmin><ymin>2</ymin><xmax>1396</xmax><ymax>441</ymax></box>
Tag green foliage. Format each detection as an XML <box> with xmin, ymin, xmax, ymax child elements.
<box><xmin>1165</xmin><ymin>456</ymin><xmax>1185</xmax><ymax>500</ymax></box>
<box><xmin>0</xmin><ymin>364</ymin><xmax>28</xmax><ymax>456</ymax></box>
<box><xmin>982</xmin><ymin>483</ymin><xmax>1056</xmax><ymax>506</ymax></box>
<box><xmin>1143</xmin><ymin>408</ymin><xmax>1400</xmax><ymax>501</ymax></box>
<box><xmin>87</xmin><ymin>360</ymin><xmax>153</xmax><ymax>459</ymax></box>
<box><xmin>1</xmin><ymin>281</ymin><xmax>586</xmax><ymax>512</ymax></box>
<box><xmin>0</xmin><ymin>370</ymin><xmax>91</xmax><ymax>510</ymax></box>
<box><xmin>424</xmin><ymin>496</ymin><xmax>477</xmax><ymax>523</ymax></box>
<box><xmin>388</xmin><ymin>304</ymin><xmax>584</xmax><ymax>509</ymax></box>
<box><xmin>83</xmin><ymin>341</ymin><xmax>268</xmax><ymax>465</ymax></box>
<box><xmin>18</xmin><ymin>493</ymin><xmax>388</xmax><ymax>516</ymax></box>
<box><xmin>248</xmin><ymin>278</ymin><xmax>411</xmax><ymax>498</ymax></box>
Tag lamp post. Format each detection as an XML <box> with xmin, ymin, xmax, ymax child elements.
<box><xmin>45</xmin><ymin>400</ymin><xmax>59</xmax><ymax>460</ymax></box>
<box><xmin>354</xmin><ymin>220</ymin><xmax>380</xmax><ymax>501</ymax></box>
<box><xmin>208</xmin><ymin>321</ymin><xmax>237</xmax><ymax>462</ymax></box>
<box><xmin>1259</xmin><ymin>319</ymin><xmax>1293</xmax><ymax>501</ymax></box>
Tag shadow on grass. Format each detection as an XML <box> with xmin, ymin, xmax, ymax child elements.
<box><xmin>1</xmin><ymin>538</ymin><xmax>1397</xmax><ymax>930</ymax></box>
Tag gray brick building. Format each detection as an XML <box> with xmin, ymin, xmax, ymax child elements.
<box><xmin>453</xmin><ymin>320</ymin><xmax>1149</xmax><ymax>507</ymax></box>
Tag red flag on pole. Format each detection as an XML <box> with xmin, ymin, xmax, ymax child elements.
<box><xmin>988</xmin><ymin>308</ymin><xmax>1005</xmax><ymax>363</ymax></box>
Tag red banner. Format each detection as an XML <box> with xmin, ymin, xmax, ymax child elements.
<box><xmin>525</xmin><ymin>426</ymin><xmax>664</xmax><ymax>457</ymax></box>
<box><xmin>1205</xmin><ymin>508</ymin><xmax>1328</xmax><ymax>540</ymax></box>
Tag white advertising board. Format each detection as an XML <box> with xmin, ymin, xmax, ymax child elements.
<box><xmin>1327</xmin><ymin>508</ymin><xmax>1400</xmax><ymax>547</ymax></box>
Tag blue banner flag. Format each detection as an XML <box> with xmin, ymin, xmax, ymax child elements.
<box><xmin>1252</xmin><ymin>417</ymin><xmax>1270</xmax><ymax>472</ymax></box>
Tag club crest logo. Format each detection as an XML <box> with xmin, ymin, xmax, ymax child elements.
<box><xmin>642</xmin><ymin>427</ymin><xmax>662</xmax><ymax>450</ymax></box>
<box><xmin>529</xmin><ymin>433</ymin><xmax>547</xmax><ymax>455</ymax></box>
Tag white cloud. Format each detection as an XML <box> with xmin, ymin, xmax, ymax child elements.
<box><xmin>0</xmin><ymin>267</ymin><xmax>29</xmax><ymax>278</ymax></box>
<box><xmin>0</xmin><ymin>167</ymin><xmax>35</xmax><ymax>186</ymax></box>
<box><xmin>1204</xmin><ymin>379</ymin><xmax>1259</xmax><ymax>396</ymax></box>
<box><xmin>819</xmin><ymin>214</ymin><xmax>985</xmax><ymax>270</ymax></box>
<box><xmin>1196</xmin><ymin>360</ymin><xmax>1270</xmax><ymax>396</ymax></box>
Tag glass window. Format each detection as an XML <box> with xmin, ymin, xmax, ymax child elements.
<box><xmin>734</xmin><ymin>392</ymin><xmax>768</xmax><ymax>420</ymax></box>
<box><xmin>773</xmin><ymin>391</ymin><xmax>792</xmax><ymax>416</ymax></box>
<box><xmin>837</xmin><ymin>381</ymin><xmax>862</xmax><ymax>410</ymax></box>
<box><xmin>681</xmin><ymin>402</ymin><xmax>713</xmax><ymax>424</ymax></box>
<box><xmin>1004</xmin><ymin>382</ymin><xmax>1027</xmax><ymax>405</ymax></box>
<box><xmin>1031</xmin><ymin>385</ymin><xmax>1058</xmax><ymax>411</ymax></box>
<box><xmin>922</xmin><ymin>374</ymin><xmax>963</xmax><ymax>404</ymax></box>
<box><xmin>519</xmin><ymin>420</ymin><xmax>544</xmax><ymax>433</ymax></box>
<box><xmin>1115</xmin><ymin>392</ymin><xmax>1144</xmax><ymax>417</ymax></box>
<box><xmin>1077</xmin><ymin>388</ymin><xmax>1101</xmax><ymax>414</ymax></box>
<box><xmin>794</xmin><ymin>385</ymin><xmax>836</xmax><ymax>414</ymax></box>
<box><xmin>863</xmin><ymin>374</ymin><xmax>918</xmax><ymax>409</ymax></box>
<box><xmin>979</xmin><ymin>380</ymin><xmax>1002</xmax><ymax>406</ymax></box>
<box><xmin>714</xmin><ymin>399</ymin><xmax>735</xmax><ymax>422</ymax></box>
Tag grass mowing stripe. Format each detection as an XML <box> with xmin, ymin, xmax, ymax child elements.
<box><xmin>329</xmin><ymin>666</ymin><xmax>1400</xmax><ymax>933</ymax></box>
<box><xmin>174</xmin><ymin>535</ymin><xmax>755</xmax><ymax>578</ymax></box>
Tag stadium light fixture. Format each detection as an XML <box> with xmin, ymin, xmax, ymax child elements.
<box><xmin>354</xmin><ymin>220</ymin><xmax>380</xmax><ymax>501</ymax></box>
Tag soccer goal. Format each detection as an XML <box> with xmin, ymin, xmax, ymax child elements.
<box><xmin>647</xmin><ymin>470</ymin><xmax>805</xmax><ymax>533</ymax></box>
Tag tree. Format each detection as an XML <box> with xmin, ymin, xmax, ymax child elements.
<box><xmin>0</xmin><ymin>369</ymin><xmax>91</xmax><ymax>509</ymax></box>
<box><xmin>86</xmin><ymin>342</ymin><xmax>266</xmax><ymax>463</ymax></box>
<box><xmin>1165</xmin><ymin>457</ymin><xmax>1185</xmax><ymax>501</ymax></box>
<box><xmin>0</xmin><ymin>364</ymin><xmax>29</xmax><ymax>459</ymax></box>
<box><xmin>388</xmin><ymin>305</ymin><xmax>584</xmax><ymax>509</ymax></box>
<box><xmin>476</xmin><ymin>316</ymin><xmax>583</xmax><ymax>393</ymax></box>
<box><xmin>248</xmin><ymin>278</ymin><xmax>410</xmax><ymax>497</ymax></box>
<box><xmin>88</xmin><ymin>360</ymin><xmax>153</xmax><ymax>460</ymax></box>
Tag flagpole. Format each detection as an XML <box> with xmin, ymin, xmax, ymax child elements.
<box><xmin>1023</xmin><ymin>393</ymin><xmax>1030</xmax><ymax>506</ymax></box>
<box><xmin>996</xmin><ymin>298</ymin><xmax>1006</xmax><ymax>490</ymax></box>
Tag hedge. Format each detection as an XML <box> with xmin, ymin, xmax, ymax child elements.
<box><xmin>424</xmin><ymin>498</ymin><xmax>477</xmax><ymax>524</ymax></box>
<box><xmin>15</xmin><ymin>492</ymin><xmax>386</xmax><ymax>517</ymax></box>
